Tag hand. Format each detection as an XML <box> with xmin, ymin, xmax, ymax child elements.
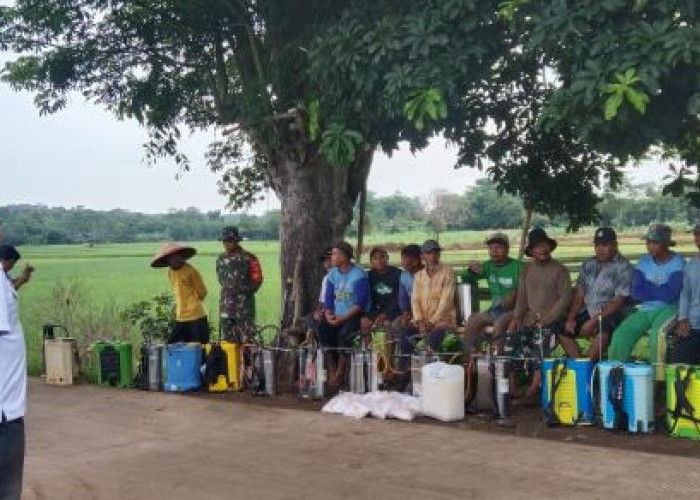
<box><xmin>325</xmin><ymin>311</ymin><xmax>340</xmax><ymax>327</ymax></box>
<box><xmin>421</xmin><ymin>322</ymin><xmax>435</xmax><ymax>334</ymax></box>
<box><xmin>360</xmin><ymin>316</ymin><xmax>373</xmax><ymax>331</ymax></box>
<box><xmin>679</xmin><ymin>319</ymin><xmax>691</xmax><ymax>338</ymax></box>
<box><xmin>467</xmin><ymin>261</ymin><xmax>482</xmax><ymax>275</ymax></box>
<box><xmin>507</xmin><ymin>319</ymin><xmax>519</xmax><ymax>333</ymax></box>
<box><xmin>564</xmin><ymin>317</ymin><xmax>576</xmax><ymax>335</ymax></box>
<box><xmin>313</xmin><ymin>309</ymin><xmax>322</xmax><ymax>322</ymax></box>
<box><xmin>22</xmin><ymin>264</ymin><xmax>34</xmax><ymax>279</ymax></box>
<box><xmin>580</xmin><ymin>318</ymin><xmax>598</xmax><ymax>337</ymax></box>
<box><xmin>374</xmin><ymin>313</ymin><xmax>387</xmax><ymax>327</ymax></box>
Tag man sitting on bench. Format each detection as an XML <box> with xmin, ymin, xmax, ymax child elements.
<box><xmin>508</xmin><ymin>228</ymin><xmax>571</xmax><ymax>398</ymax></box>
<box><xmin>461</xmin><ymin>232</ymin><xmax>522</xmax><ymax>355</ymax></box>
<box><xmin>560</xmin><ymin>227</ymin><xmax>633</xmax><ymax>362</ymax></box>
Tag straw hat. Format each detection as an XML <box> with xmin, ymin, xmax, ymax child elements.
<box><xmin>150</xmin><ymin>242</ymin><xmax>196</xmax><ymax>268</ymax></box>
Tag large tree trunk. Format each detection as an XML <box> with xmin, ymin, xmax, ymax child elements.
<box><xmin>269</xmin><ymin>146</ymin><xmax>374</xmax><ymax>328</ymax></box>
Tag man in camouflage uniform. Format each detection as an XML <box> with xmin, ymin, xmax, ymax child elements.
<box><xmin>216</xmin><ymin>226</ymin><xmax>264</xmax><ymax>342</ymax></box>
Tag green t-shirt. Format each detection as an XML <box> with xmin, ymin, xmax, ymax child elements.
<box><xmin>461</xmin><ymin>258</ymin><xmax>523</xmax><ymax>304</ymax></box>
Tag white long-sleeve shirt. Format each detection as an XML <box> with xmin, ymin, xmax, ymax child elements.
<box><xmin>0</xmin><ymin>272</ymin><xmax>26</xmax><ymax>421</ymax></box>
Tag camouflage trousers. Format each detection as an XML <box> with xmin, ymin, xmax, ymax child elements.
<box><xmin>220</xmin><ymin>316</ymin><xmax>256</xmax><ymax>343</ymax></box>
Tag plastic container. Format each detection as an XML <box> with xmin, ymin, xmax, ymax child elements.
<box><xmin>666</xmin><ymin>364</ymin><xmax>700</xmax><ymax>439</ymax></box>
<box><xmin>421</xmin><ymin>361</ymin><xmax>465</xmax><ymax>422</ymax></box>
<box><xmin>95</xmin><ymin>341</ymin><xmax>133</xmax><ymax>387</ymax></box>
<box><xmin>164</xmin><ymin>343</ymin><xmax>203</xmax><ymax>392</ymax></box>
<box><xmin>541</xmin><ymin>358</ymin><xmax>594</xmax><ymax>425</ymax></box>
<box><xmin>598</xmin><ymin>361</ymin><xmax>654</xmax><ymax>433</ymax></box>
<box><xmin>203</xmin><ymin>341</ymin><xmax>241</xmax><ymax>392</ymax></box>
<box><xmin>45</xmin><ymin>338</ymin><xmax>80</xmax><ymax>386</ymax></box>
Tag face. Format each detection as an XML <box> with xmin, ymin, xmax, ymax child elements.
<box><xmin>401</xmin><ymin>254</ymin><xmax>421</xmax><ymax>272</ymax></box>
<box><xmin>488</xmin><ymin>243</ymin><xmax>508</xmax><ymax>264</ymax></box>
<box><xmin>223</xmin><ymin>239</ymin><xmax>239</xmax><ymax>253</ymax></box>
<box><xmin>422</xmin><ymin>250</ymin><xmax>439</xmax><ymax>266</ymax></box>
<box><xmin>1</xmin><ymin>259</ymin><xmax>15</xmax><ymax>273</ymax></box>
<box><xmin>594</xmin><ymin>241</ymin><xmax>616</xmax><ymax>262</ymax></box>
<box><xmin>323</xmin><ymin>256</ymin><xmax>332</xmax><ymax>271</ymax></box>
<box><xmin>646</xmin><ymin>240</ymin><xmax>667</xmax><ymax>259</ymax></box>
<box><xmin>531</xmin><ymin>242</ymin><xmax>551</xmax><ymax>262</ymax></box>
<box><xmin>370</xmin><ymin>251</ymin><xmax>389</xmax><ymax>272</ymax></box>
<box><xmin>331</xmin><ymin>248</ymin><xmax>349</xmax><ymax>267</ymax></box>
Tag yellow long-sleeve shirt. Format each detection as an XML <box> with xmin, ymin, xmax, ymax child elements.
<box><xmin>168</xmin><ymin>263</ymin><xmax>207</xmax><ymax>321</ymax></box>
<box><xmin>411</xmin><ymin>263</ymin><xmax>456</xmax><ymax>326</ymax></box>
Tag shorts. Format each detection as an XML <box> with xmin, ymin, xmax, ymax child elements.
<box><xmin>502</xmin><ymin>326</ymin><xmax>559</xmax><ymax>370</ymax></box>
<box><xmin>565</xmin><ymin>310</ymin><xmax>624</xmax><ymax>337</ymax></box>
<box><xmin>318</xmin><ymin>317</ymin><xmax>361</xmax><ymax>350</ymax></box>
<box><xmin>671</xmin><ymin>329</ymin><xmax>700</xmax><ymax>365</ymax></box>
<box><xmin>169</xmin><ymin>317</ymin><xmax>210</xmax><ymax>344</ymax></box>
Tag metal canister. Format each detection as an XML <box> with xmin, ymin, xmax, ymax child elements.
<box><xmin>147</xmin><ymin>344</ymin><xmax>164</xmax><ymax>391</ymax></box>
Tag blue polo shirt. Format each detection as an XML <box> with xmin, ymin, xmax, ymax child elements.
<box><xmin>324</xmin><ymin>264</ymin><xmax>370</xmax><ymax>316</ymax></box>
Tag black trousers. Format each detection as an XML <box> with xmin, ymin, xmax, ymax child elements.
<box><xmin>168</xmin><ymin>316</ymin><xmax>210</xmax><ymax>344</ymax></box>
<box><xmin>672</xmin><ymin>329</ymin><xmax>700</xmax><ymax>365</ymax></box>
<box><xmin>0</xmin><ymin>415</ymin><xmax>24</xmax><ymax>500</ymax></box>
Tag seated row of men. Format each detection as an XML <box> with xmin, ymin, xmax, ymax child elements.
<box><xmin>309</xmin><ymin>223</ymin><xmax>700</xmax><ymax>391</ymax></box>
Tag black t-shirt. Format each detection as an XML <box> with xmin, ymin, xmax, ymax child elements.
<box><xmin>368</xmin><ymin>266</ymin><xmax>402</xmax><ymax>320</ymax></box>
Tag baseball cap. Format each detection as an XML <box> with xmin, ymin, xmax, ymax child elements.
<box><xmin>642</xmin><ymin>224</ymin><xmax>676</xmax><ymax>247</ymax></box>
<box><xmin>593</xmin><ymin>227</ymin><xmax>617</xmax><ymax>245</ymax></box>
<box><xmin>484</xmin><ymin>232</ymin><xmax>509</xmax><ymax>247</ymax></box>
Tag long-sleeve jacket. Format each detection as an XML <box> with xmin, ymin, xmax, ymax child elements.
<box><xmin>631</xmin><ymin>253</ymin><xmax>684</xmax><ymax>311</ymax></box>
<box><xmin>513</xmin><ymin>258</ymin><xmax>571</xmax><ymax>328</ymax></box>
<box><xmin>411</xmin><ymin>263</ymin><xmax>456</xmax><ymax>326</ymax></box>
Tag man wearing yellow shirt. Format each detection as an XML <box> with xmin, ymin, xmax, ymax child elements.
<box><xmin>151</xmin><ymin>242</ymin><xmax>210</xmax><ymax>344</ymax></box>
<box><xmin>399</xmin><ymin>239</ymin><xmax>457</xmax><ymax>355</ymax></box>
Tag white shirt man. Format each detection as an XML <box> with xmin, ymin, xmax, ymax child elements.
<box><xmin>0</xmin><ymin>267</ymin><xmax>27</xmax><ymax>500</ymax></box>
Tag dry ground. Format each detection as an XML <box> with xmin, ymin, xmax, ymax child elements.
<box><xmin>23</xmin><ymin>379</ymin><xmax>700</xmax><ymax>500</ymax></box>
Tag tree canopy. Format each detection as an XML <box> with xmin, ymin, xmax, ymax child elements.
<box><xmin>511</xmin><ymin>0</ymin><xmax>700</xmax><ymax>204</ymax></box>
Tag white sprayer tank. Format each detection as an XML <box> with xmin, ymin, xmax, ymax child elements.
<box><xmin>421</xmin><ymin>362</ymin><xmax>465</xmax><ymax>422</ymax></box>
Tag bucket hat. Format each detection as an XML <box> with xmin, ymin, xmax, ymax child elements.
<box><xmin>525</xmin><ymin>228</ymin><xmax>557</xmax><ymax>257</ymax></box>
<box><xmin>642</xmin><ymin>224</ymin><xmax>676</xmax><ymax>247</ymax></box>
<box><xmin>150</xmin><ymin>242</ymin><xmax>196</xmax><ymax>268</ymax></box>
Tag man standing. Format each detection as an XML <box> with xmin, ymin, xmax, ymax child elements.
<box><xmin>324</xmin><ymin>241</ymin><xmax>370</xmax><ymax>385</ymax></box>
<box><xmin>674</xmin><ymin>223</ymin><xmax>700</xmax><ymax>364</ymax></box>
<box><xmin>508</xmin><ymin>228</ymin><xmax>571</xmax><ymax>396</ymax></box>
<box><xmin>608</xmin><ymin>224</ymin><xmax>684</xmax><ymax>378</ymax></box>
<box><xmin>406</xmin><ymin>239</ymin><xmax>457</xmax><ymax>353</ymax></box>
<box><xmin>461</xmin><ymin>232</ymin><xmax>522</xmax><ymax>355</ymax></box>
<box><xmin>361</xmin><ymin>246</ymin><xmax>402</xmax><ymax>330</ymax></box>
<box><xmin>216</xmin><ymin>226</ymin><xmax>264</xmax><ymax>342</ymax></box>
<box><xmin>561</xmin><ymin>228</ymin><xmax>633</xmax><ymax>361</ymax></box>
<box><xmin>0</xmin><ymin>246</ymin><xmax>27</xmax><ymax>500</ymax></box>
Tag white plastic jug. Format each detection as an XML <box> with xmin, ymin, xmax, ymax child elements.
<box><xmin>422</xmin><ymin>361</ymin><xmax>465</xmax><ymax>422</ymax></box>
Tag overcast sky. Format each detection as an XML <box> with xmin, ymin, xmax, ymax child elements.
<box><xmin>1</xmin><ymin>81</ymin><xmax>668</xmax><ymax>215</ymax></box>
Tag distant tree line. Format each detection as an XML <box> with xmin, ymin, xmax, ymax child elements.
<box><xmin>0</xmin><ymin>205</ymin><xmax>281</xmax><ymax>245</ymax></box>
<box><xmin>2</xmin><ymin>180</ymin><xmax>696</xmax><ymax>246</ymax></box>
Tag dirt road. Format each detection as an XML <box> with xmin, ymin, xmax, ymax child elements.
<box><xmin>22</xmin><ymin>379</ymin><xmax>700</xmax><ymax>499</ymax></box>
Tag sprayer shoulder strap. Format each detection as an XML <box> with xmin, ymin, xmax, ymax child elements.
<box><xmin>668</xmin><ymin>366</ymin><xmax>700</xmax><ymax>434</ymax></box>
<box><xmin>545</xmin><ymin>359</ymin><xmax>568</xmax><ymax>426</ymax></box>
<box><xmin>608</xmin><ymin>366</ymin><xmax>627</xmax><ymax>430</ymax></box>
